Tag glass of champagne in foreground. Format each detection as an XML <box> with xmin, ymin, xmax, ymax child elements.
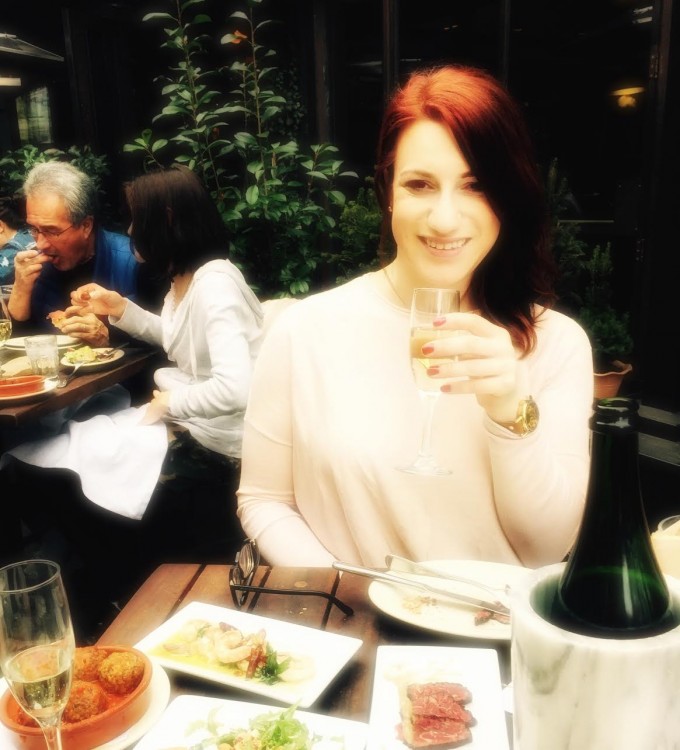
<box><xmin>0</xmin><ymin>560</ymin><xmax>75</xmax><ymax>750</ymax></box>
<box><xmin>399</xmin><ymin>287</ymin><xmax>461</xmax><ymax>476</ymax></box>
<box><xmin>0</xmin><ymin>293</ymin><xmax>11</xmax><ymax>346</ymax></box>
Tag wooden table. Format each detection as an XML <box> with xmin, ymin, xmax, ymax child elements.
<box><xmin>97</xmin><ymin>563</ymin><xmax>513</xmax><ymax>741</ymax></box>
<box><xmin>0</xmin><ymin>345</ymin><xmax>163</xmax><ymax>427</ymax></box>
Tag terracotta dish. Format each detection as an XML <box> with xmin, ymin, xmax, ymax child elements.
<box><xmin>0</xmin><ymin>645</ymin><xmax>153</xmax><ymax>750</ymax></box>
<box><xmin>0</xmin><ymin>375</ymin><xmax>45</xmax><ymax>397</ymax></box>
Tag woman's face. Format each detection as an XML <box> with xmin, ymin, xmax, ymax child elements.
<box><xmin>390</xmin><ymin>119</ymin><xmax>501</xmax><ymax>303</ymax></box>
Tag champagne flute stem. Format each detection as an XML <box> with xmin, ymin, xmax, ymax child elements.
<box><xmin>38</xmin><ymin>719</ymin><xmax>64</xmax><ymax>750</ymax></box>
<box><xmin>417</xmin><ymin>392</ymin><xmax>439</xmax><ymax>459</ymax></box>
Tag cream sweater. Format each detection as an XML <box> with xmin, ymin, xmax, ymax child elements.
<box><xmin>237</xmin><ymin>272</ymin><xmax>594</xmax><ymax>568</ymax></box>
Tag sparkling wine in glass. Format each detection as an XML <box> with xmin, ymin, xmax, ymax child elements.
<box><xmin>0</xmin><ymin>560</ymin><xmax>76</xmax><ymax>750</ymax></box>
<box><xmin>399</xmin><ymin>287</ymin><xmax>460</xmax><ymax>476</ymax></box>
<box><xmin>0</xmin><ymin>293</ymin><xmax>11</xmax><ymax>345</ymax></box>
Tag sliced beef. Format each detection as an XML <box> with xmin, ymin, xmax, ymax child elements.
<box><xmin>400</xmin><ymin>681</ymin><xmax>476</xmax><ymax>748</ymax></box>
<box><xmin>407</xmin><ymin>681</ymin><xmax>473</xmax><ymax>709</ymax></box>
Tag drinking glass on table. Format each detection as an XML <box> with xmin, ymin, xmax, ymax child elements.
<box><xmin>0</xmin><ymin>560</ymin><xmax>75</xmax><ymax>750</ymax></box>
<box><xmin>24</xmin><ymin>334</ymin><xmax>60</xmax><ymax>381</ymax></box>
<box><xmin>399</xmin><ymin>287</ymin><xmax>461</xmax><ymax>476</ymax></box>
<box><xmin>0</xmin><ymin>293</ymin><xmax>10</xmax><ymax>346</ymax></box>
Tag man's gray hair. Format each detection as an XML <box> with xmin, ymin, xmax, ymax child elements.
<box><xmin>23</xmin><ymin>162</ymin><xmax>97</xmax><ymax>225</ymax></box>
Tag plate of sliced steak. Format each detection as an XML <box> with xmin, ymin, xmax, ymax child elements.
<box><xmin>368</xmin><ymin>646</ymin><xmax>509</xmax><ymax>750</ymax></box>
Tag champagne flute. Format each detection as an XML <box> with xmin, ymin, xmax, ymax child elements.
<box><xmin>0</xmin><ymin>292</ymin><xmax>11</xmax><ymax>346</ymax></box>
<box><xmin>399</xmin><ymin>287</ymin><xmax>460</xmax><ymax>476</ymax></box>
<box><xmin>0</xmin><ymin>560</ymin><xmax>75</xmax><ymax>750</ymax></box>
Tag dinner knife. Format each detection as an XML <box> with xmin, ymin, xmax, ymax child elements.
<box><xmin>332</xmin><ymin>561</ymin><xmax>511</xmax><ymax>617</ymax></box>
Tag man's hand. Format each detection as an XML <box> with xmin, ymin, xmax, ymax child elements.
<box><xmin>58</xmin><ymin>307</ymin><xmax>110</xmax><ymax>346</ymax></box>
<box><xmin>8</xmin><ymin>247</ymin><xmax>51</xmax><ymax>321</ymax></box>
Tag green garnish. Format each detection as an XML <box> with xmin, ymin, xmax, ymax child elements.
<box><xmin>257</xmin><ymin>644</ymin><xmax>291</xmax><ymax>685</ymax></box>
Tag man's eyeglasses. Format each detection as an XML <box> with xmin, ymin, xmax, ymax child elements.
<box><xmin>229</xmin><ymin>539</ymin><xmax>354</xmax><ymax>617</ymax></box>
<box><xmin>27</xmin><ymin>224</ymin><xmax>75</xmax><ymax>240</ymax></box>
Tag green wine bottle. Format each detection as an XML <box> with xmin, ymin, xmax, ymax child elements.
<box><xmin>554</xmin><ymin>397</ymin><xmax>678</xmax><ymax>638</ymax></box>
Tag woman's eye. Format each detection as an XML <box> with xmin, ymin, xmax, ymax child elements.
<box><xmin>404</xmin><ymin>179</ymin><xmax>431</xmax><ymax>191</ymax></box>
<box><xmin>462</xmin><ymin>179</ymin><xmax>483</xmax><ymax>193</ymax></box>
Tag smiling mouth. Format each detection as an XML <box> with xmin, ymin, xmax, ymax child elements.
<box><xmin>425</xmin><ymin>238</ymin><xmax>469</xmax><ymax>251</ymax></box>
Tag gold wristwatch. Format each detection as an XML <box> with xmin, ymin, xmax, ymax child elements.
<box><xmin>498</xmin><ymin>396</ymin><xmax>539</xmax><ymax>437</ymax></box>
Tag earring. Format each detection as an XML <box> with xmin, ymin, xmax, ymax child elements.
<box><xmin>388</xmin><ymin>206</ymin><xmax>393</xmax><ymax>213</ymax></box>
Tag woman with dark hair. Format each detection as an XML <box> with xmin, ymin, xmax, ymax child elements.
<box><xmin>237</xmin><ymin>65</ymin><xmax>593</xmax><ymax>568</ymax></box>
<box><xmin>0</xmin><ymin>194</ymin><xmax>33</xmax><ymax>285</ymax></box>
<box><xmin>3</xmin><ymin>165</ymin><xmax>263</xmax><ymax>628</ymax></box>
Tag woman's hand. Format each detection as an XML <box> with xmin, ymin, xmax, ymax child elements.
<box><xmin>70</xmin><ymin>283</ymin><xmax>127</xmax><ymax>319</ymax></box>
<box><xmin>140</xmin><ymin>390</ymin><xmax>171</xmax><ymax>425</ymax></box>
<box><xmin>422</xmin><ymin>312</ymin><xmax>525</xmax><ymax>424</ymax></box>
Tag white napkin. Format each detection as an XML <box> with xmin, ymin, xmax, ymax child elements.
<box><xmin>4</xmin><ymin>406</ymin><xmax>168</xmax><ymax>520</ymax></box>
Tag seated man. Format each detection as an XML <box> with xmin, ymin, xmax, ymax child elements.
<box><xmin>8</xmin><ymin>162</ymin><xmax>142</xmax><ymax>346</ymax></box>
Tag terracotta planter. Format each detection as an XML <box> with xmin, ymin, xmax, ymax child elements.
<box><xmin>594</xmin><ymin>360</ymin><xmax>633</xmax><ymax>400</ymax></box>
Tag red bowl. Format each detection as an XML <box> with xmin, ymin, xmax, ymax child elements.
<box><xmin>0</xmin><ymin>646</ymin><xmax>153</xmax><ymax>750</ymax></box>
<box><xmin>0</xmin><ymin>375</ymin><xmax>45</xmax><ymax>397</ymax></box>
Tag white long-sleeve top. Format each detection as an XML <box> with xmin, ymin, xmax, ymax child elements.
<box><xmin>114</xmin><ymin>258</ymin><xmax>263</xmax><ymax>457</ymax></box>
<box><xmin>4</xmin><ymin>258</ymin><xmax>264</xmax><ymax>520</ymax></box>
<box><xmin>237</xmin><ymin>271</ymin><xmax>594</xmax><ymax>568</ymax></box>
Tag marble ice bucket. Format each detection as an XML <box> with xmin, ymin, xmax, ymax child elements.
<box><xmin>511</xmin><ymin>563</ymin><xmax>680</xmax><ymax>750</ymax></box>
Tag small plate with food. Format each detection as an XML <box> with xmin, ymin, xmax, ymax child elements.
<box><xmin>133</xmin><ymin>695</ymin><xmax>368</xmax><ymax>750</ymax></box>
<box><xmin>0</xmin><ymin>376</ymin><xmax>57</xmax><ymax>403</ymax></box>
<box><xmin>367</xmin><ymin>645</ymin><xmax>509</xmax><ymax>750</ymax></box>
<box><xmin>368</xmin><ymin>560</ymin><xmax>529</xmax><ymax>641</ymax></box>
<box><xmin>3</xmin><ymin>334</ymin><xmax>79</xmax><ymax>351</ymax></box>
<box><xmin>61</xmin><ymin>346</ymin><xmax>125</xmax><ymax>371</ymax></box>
<box><xmin>0</xmin><ymin>645</ymin><xmax>171</xmax><ymax>750</ymax></box>
<box><xmin>135</xmin><ymin>600</ymin><xmax>363</xmax><ymax>708</ymax></box>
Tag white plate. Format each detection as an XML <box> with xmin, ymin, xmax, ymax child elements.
<box><xmin>61</xmin><ymin>347</ymin><xmax>125</xmax><ymax>370</ymax></box>
<box><xmin>367</xmin><ymin>645</ymin><xmax>509</xmax><ymax>750</ymax></box>
<box><xmin>0</xmin><ymin>663</ymin><xmax>171</xmax><ymax>750</ymax></box>
<box><xmin>0</xmin><ymin>378</ymin><xmax>57</xmax><ymax>403</ymax></box>
<box><xmin>368</xmin><ymin>560</ymin><xmax>530</xmax><ymax>641</ymax></box>
<box><xmin>133</xmin><ymin>695</ymin><xmax>368</xmax><ymax>750</ymax></box>
<box><xmin>135</xmin><ymin>601</ymin><xmax>363</xmax><ymax>708</ymax></box>
<box><xmin>3</xmin><ymin>335</ymin><xmax>79</xmax><ymax>350</ymax></box>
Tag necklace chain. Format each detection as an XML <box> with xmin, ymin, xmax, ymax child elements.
<box><xmin>382</xmin><ymin>267</ymin><xmax>409</xmax><ymax>308</ymax></box>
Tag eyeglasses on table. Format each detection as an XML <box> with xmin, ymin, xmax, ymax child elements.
<box><xmin>229</xmin><ymin>538</ymin><xmax>354</xmax><ymax>617</ymax></box>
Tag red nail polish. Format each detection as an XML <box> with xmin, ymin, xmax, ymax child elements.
<box><xmin>433</xmin><ymin>317</ymin><xmax>446</xmax><ymax>326</ymax></box>
<box><xmin>441</xmin><ymin>384</ymin><xmax>451</xmax><ymax>393</ymax></box>
<box><xmin>427</xmin><ymin>366</ymin><xmax>439</xmax><ymax>376</ymax></box>
<box><xmin>422</xmin><ymin>345</ymin><xmax>434</xmax><ymax>355</ymax></box>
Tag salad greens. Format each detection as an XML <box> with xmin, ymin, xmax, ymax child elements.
<box><xmin>186</xmin><ymin>705</ymin><xmax>320</xmax><ymax>750</ymax></box>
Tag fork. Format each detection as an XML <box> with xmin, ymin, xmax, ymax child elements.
<box><xmin>57</xmin><ymin>361</ymin><xmax>84</xmax><ymax>388</ymax></box>
<box><xmin>385</xmin><ymin>554</ymin><xmax>511</xmax><ymax>607</ymax></box>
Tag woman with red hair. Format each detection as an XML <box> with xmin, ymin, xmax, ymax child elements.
<box><xmin>238</xmin><ymin>65</ymin><xmax>593</xmax><ymax>568</ymax></box>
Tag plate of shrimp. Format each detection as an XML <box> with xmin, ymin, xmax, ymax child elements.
<box><xmin>135</xmin><ymin>601</ymin><xmax>363</xmax><ymax>708</ymax></box>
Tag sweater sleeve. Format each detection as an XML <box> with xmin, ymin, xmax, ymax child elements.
<box><xmin>167</xmin><ymin>274</ymin><xmax>257</xmax><ymax>420</ymax></box>
<box><xmin>111</xmin><ymin>298</ymin><xmax>163</xmax><ymax>346</ymax></box>
<box><xmin>237</xmin><ymin>312</ymin><xmax>336</xmax><ymax>565</ymax></box>
<box><xmin>484</xmin><ymin>315</ymin><xmax>594</xmax><ymax>567</ymax></box>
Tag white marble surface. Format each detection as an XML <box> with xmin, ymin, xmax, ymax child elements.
<box><xmin>511</xmin><ymin>563</ymin><xmax>680</xmax><ymax>750</ymax></box>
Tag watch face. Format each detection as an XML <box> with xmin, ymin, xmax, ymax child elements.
<box><xmin>523</xmin><ymin>398</ymin><xmax>539</xmax><ymax>432</ymax></box>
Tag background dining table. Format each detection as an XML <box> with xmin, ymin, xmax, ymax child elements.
<box><xmin>97</xmin><ymin>562</ymin><xmax>514</xmax><ymax>746</ymax></box>
<box><xmin>0</xmin><ymin>342</ymin><xmax>163</xmax><ymax>429</ymax></box>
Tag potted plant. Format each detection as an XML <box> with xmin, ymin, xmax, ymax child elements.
<box><xmin>547</xmin><ymin>160</ymin><xmax>634</xmax><ymax>398</ymax></box>
<box><xmin>576</xmin><ymin>243</ymin><xmax>634</xmax><ymax>397</ymax></box>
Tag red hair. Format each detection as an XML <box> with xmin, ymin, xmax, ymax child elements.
<box><xmin>374</xmin><ymin>65</ymin><xmax>555</xmax><ymax>355</ymax></box>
